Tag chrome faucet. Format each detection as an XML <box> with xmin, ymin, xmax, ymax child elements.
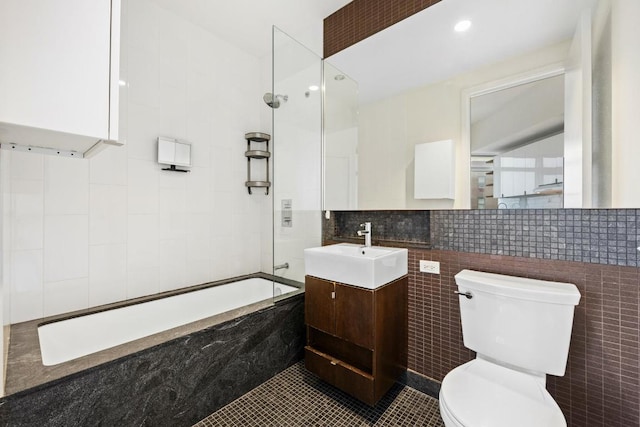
<box><xmin>357</xmin><ymin>222</ymin><xmax>372</xmax><ymax>247</ymax></box>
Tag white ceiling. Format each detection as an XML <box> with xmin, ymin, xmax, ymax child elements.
<box><xmin>149</xmin><ymin>0</ymin><xmax>351</xmax><ymax>58</ymax></box>
<box><xmin>327</xmin><ymin>0</ymin><xmax>598</xmax><ymax>105</ymax></box>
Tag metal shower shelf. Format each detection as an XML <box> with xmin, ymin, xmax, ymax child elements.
<box><xmin>244</xmin><ymin>132</ymin><xmax>271</xmax><ymax>195</ymax></box>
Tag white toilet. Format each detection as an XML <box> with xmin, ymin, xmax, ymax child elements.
<box><xmin>439</xmin><ymin>269</ymin><xmax>581</xmax><ymax>427</ymax></box>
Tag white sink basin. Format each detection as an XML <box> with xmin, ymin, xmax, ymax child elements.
<box><xmin>304</xmin><ymin>243</ymin><xmax>408</xmax><ymax>289</ymax></box>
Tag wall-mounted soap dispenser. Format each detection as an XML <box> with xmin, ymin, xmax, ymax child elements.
<box><xmin>158</xmin><ymin>136</ymin><xmax>191</xmax><ymax>172</ymax></box>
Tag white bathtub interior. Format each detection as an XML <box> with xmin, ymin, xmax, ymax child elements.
<box><xmin>38</xmin><ymin>278</ymin><xmax>298</xmax><ymax>366</ymax></box>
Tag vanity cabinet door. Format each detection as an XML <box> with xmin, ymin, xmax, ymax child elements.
<box><xmin>305</xmin><ymin>276</ymin><xmax>336</xmax><ymax>335</ymax></box>
<box><xmin>335</xmin><ymin>283</ymin><xmax>374</xmax><ymax>349</ymax></box>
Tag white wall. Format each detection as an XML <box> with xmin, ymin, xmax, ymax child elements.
<box><xmin>611</xmin><ymin>0</ymin><xmax>640</xmax><ymax>207</ymax></box>
<box><xmin>0</xmin><ymin>148</ymin><xmax>6</xmax><ymax>395</ymax></box>
<box><xmin>591</xmin><ymin>0</ymin><xmax>612</xmax><ymax>207</ymax></box>
<box><xmin>357</xmin><ymin>41</ymin><xmax>571</xmax><ymax>210</ymax></box>
<box><xmin>1</xmin><ymin>0</ymin><xmax>268</xmax><ymax>324</ymax></box>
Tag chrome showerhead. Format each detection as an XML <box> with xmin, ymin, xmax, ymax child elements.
<box><xmin>263</xmin><ymin>92</ymin><xmax>288</xmax><ymax>108</ymax></box>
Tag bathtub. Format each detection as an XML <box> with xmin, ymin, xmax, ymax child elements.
<box><xmin>38</xmin><ymin>278</ymin><xmax>298</xmax><ymax>366</ymax></box>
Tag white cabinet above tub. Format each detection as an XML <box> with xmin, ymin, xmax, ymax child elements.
<box><xmin>0</xmin><ymin>0</ymin><xmax>122</xmax><ymax>158</ymax></box>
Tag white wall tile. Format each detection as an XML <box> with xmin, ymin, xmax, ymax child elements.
<box><xmin>158</xmin><ymin>85</ymin><xmax>187</xmax><ymax>138</ymax></box>
<box><xmin>126</xmin><ymin>268</ymin><xmax>159</xmax><ymax>300</ymax></box>
<box><xmin>186</xmin><ymin>167</ymin><xmax>212</xmax><ymax>213</ymax></box>
<box><xmin>89</xmin><ymin>184</ymin><xmax>127</xmax><ymax>245</ymax></box>
<box><xmin>10</xmin><ymin>290</ymin><xmax>42</xmax><ymax>323</ymax></box>
<box><xmin>159</xmin><ymin>238</ymin><xmax>186</xmax><ymax>292</ymax></box>
<box><xmin>127</xmin><ymin>158</ymin><xmax>159</xmax><ymax>214</ymax></box>
<box><xmin>10</xmin><ymin>151</ymin><xmax>43</xmax><ymax>181</ymax></box>
<box><xmin>187</xmin><ymin>26</ymin><xmax>215</xmax><ymax>75</ymax></box>
<box><xmin>127</xmin><ymin>103</ymin><xmax>160</xmax><ymax>161</ymax></box>
<box><xmin>210</xmin><ymin>235</ymin><xmax>232</xmax><ymax>281</ymax></box>
<box><xmin>43</xmin><ymin>278</ymin><xmax>89</xmax><ymax>317</ymax></box>
<box><xmin>11</xmin><ymin>179</ymin><xmax>43</xmax><ymax>251</ymax></box>
<box><xmin>159</xmin><ymin>187</ymin><xmax>186</xmax><ymax>240</ymax></box>
<box><xmin>90</xmin><ymin>145</ymin><xmax>127</xmax><ymax>185</ymax></box>
<box><xmin>10</xmin><ymin>249</ymin><xmax>43</xmax><ymax>322</ymax></box>
<box><xmin>127</xmin><ymin>0</ymin><xmax>159</xmax><ymax>53</ymax></box>
<box><xmin>127</xmin><ymin>214</ymin><xmax>159</xmax><ymax>271</ymax></box>
<box><xmin>127</xmin><ymin>213</ymin><xmax>159</xmax><ymax>299</ymax></box>
<box><xmin>43</xmin><ymin>215</ymin><xmax>89</xmax><ymax>283</ymax></box>
<box><xmin>158</xmin><ymin>8</ymin><xmax>189</xmax><ymax>64</ymax></box>
<box><xmin>158</xmin><ymin>168</ymin><xmax>187</xmax><ymax>190</ymax></box>
<box><xmin>89</xmin><ymin>243</ymin><xmax>127</xmax><ymax>306</ymax></box>
<box><xmin>211</xmin><ymin>191</ymin><xmax>233</xmax><ymax>238</ymax></box>
<box><xmin>11</xmin><ymin>250</ymin><xmax>42</xmax><ymax>294</ymax></box>
<box><xmin>186</xmin><ymin>215</ymin><xmax>213</xmax><ymax>285</ymax></box>
<box><xmin>158</xmin><ymin>10</ymin><xmax>188</xmax><ymax>90</ymax></box>
<box><xmin>211</xmin><ymin>147</ymin><xmax>233</xmax><ymax>192</ymax></box>
<box><xmin>44</xmin><ymin>157</ymin><xmax>89</xmax><ymax>215</ymax></box>
<box><xmin>186</xmin><ymin>118</ymin><xmax>212</xmax><ymax>168</ymax></box>
<box><xmin>128</xmin><ymin>47</ymin><xmax>159</xmax><ymax>108</ymax></box>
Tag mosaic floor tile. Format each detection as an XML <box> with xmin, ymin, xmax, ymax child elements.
<box><xmin>194</xmin><ymin>361</ymin><xmax>445</xmax><ymax>426</ymax></box>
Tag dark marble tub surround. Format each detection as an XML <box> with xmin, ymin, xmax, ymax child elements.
<box><xmin>4</xmin><ymin>272</ymin><xmax>302</xmax><ymax>395</ymax></box>
<box><xmin>0</xmin><ymin>293</ymin><xmax>305</xmax><ymax>427</ymax></box>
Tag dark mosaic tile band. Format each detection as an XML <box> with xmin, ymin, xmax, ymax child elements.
<box><xmin>431</xmin><ymin>209</ymin><xmax>640</xmax><ymax>267</ymax></box>
<box><xmin>328</xmin><ymin>210</ymin><xmax>430</xmax><ymax>245</ymax></box>
<box><xmin>325</xmin><ymin>209</ymin><xmax>640</xmax><ymax>268</ymax></box>
<box><xmin>324</xmin><ymin>0</ymin><xmax>442</xmax><ymax>57</ymax></box>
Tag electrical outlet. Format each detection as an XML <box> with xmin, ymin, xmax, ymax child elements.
<box><xmin>420</xmin><ymin>260</ymin><xmax>440</xmax><ymax>274</ymax></box>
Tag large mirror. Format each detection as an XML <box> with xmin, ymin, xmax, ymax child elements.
<box><xmin>323</xmin><ymin>0</ymin><xmax>624</xmax><ymax>210</ymax></box>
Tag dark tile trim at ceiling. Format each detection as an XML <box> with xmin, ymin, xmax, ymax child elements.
<box><xmin>324</xmin><ymin>0</ymin><xmax>442</xmax><ymax>58</ymax></box>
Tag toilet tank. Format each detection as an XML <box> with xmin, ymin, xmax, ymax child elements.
<box><xmin>454</xmin><ymin>269</ymin><xmax>581</xmax><ymax>376</ymax></box>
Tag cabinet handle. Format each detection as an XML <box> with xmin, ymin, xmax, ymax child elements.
<box><xmin>331</xmin><ymin>291</ymin><xmax>335</xmax><ymax>299</ymax></box>
<box><xmin>330</xmin><ymin>361</ymin><xmax>337</xmax><ymax>366</ymax></box>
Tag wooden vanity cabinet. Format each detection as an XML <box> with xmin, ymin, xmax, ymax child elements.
<box><xmin>304</xmin><ymin>275</ymin><xmax>408</xmax><ymax>406</ymax></box>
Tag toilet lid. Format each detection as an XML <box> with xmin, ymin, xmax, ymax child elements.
<box><xmin>440</xmin><ymin>359</ymin><xmax>566</xmax><ymax>427</ymax></box>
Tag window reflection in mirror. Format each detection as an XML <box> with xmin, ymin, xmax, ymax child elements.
<box><xmin>470</xmin><ymin>74</ymin><xmax>565</xmax><ymax>209</ymax></box>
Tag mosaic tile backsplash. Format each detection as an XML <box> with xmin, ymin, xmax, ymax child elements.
<box><xmin>327</xmin><ymin>211</ymin><xmax>430</xmax><ymax>245</ymax></box>
<box><xmin>328</xmin><ymin>209</ymin><xmax>640</xmax><ymax>268</ymax></box>
<box><xmin>431</xmin><ymin>209</ymin><xmax>640</xmax><ymax>268</ymax></box>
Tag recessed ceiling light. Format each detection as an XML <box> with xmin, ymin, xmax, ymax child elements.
<box><xmin>454</xmin><ymin>20</ymin><xmax>472</xmax><ymax>33</ymax></box>
<box><xmin>308</xmin><ymin>85</ymin><xmax>319</xmax><ymax>91</ymax></box>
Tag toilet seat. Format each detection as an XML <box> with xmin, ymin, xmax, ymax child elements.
<box><xmin>439</xmin><ymin>358</ymin><xmax>566</xmax><ymax>427</ymax></box>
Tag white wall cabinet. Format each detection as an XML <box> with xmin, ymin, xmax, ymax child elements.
<box><xmin>414</xmin><ymin>140</ymin><xmax>455</xmax><ymax>200</ymax></box>
<box><xmin>0</xmin><ymin>0</ymin><xmax>121</xmax><ymax>157</ymax></box>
